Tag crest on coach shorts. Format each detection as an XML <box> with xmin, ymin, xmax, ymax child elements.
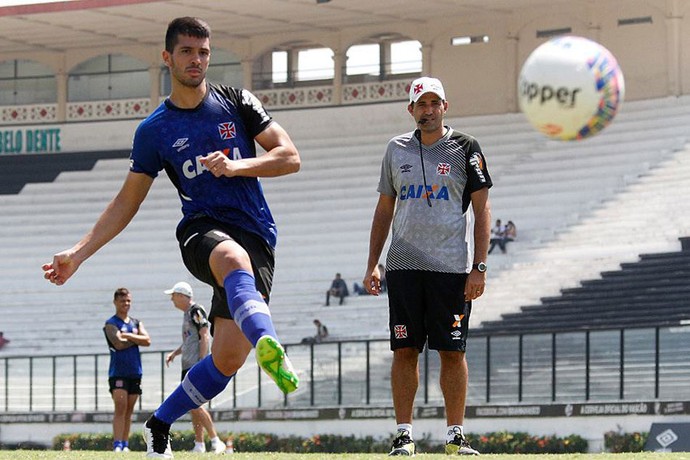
<box><xmin>394</xmin><ymin>325</ymin><xmax>408</xmax><ymax>339</ymax></box>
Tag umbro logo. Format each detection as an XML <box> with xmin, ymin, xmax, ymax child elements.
<box><xmin>172</xmin><ymin>138</ymin><xmax>189</xmax><ymax>152</ymax></box>
<box><xmin>400</xmin><ymin>164</ymin><xmax>413</xmax><ymax>173</ymax></box>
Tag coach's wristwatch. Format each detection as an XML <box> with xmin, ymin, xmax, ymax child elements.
<box><xmin>472</xmin><ymin>262</ymin><xmax>487</xmax><ymax>273</ymax></box>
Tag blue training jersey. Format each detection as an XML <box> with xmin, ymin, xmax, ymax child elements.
<box><xmin>130</xmin><ymin>83</ymin><xmax>277</xmax><ymax>247</ymax></box>
<box><xmin>104</xmin><ymin>315</ymin><xmax>143</xmax><ymax>379</ymax></box>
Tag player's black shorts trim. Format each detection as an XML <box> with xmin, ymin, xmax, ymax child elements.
<box><xmin>177</xmin><ymin>217</ymin><xmax>275</xmax><ymax>333</ymax></box>
<box><xmin>108</xmin><ymin>377</ymin><xmax>142</xmax><ymax>395</ymax></box>
<box><xmin>387</xmin><ymin>270</ymin><xmax>471</xmax><ymax>352</ymax></box>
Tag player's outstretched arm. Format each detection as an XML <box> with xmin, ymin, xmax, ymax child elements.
<box><xmin>42</xmin><ymin>171</ymin><xmax>154</xmax><ymax>286</ymax></box>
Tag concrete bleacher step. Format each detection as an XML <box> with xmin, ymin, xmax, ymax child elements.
<box><xmin>524</xmin><ymin>292</ymin><xmax>690</xmax><ymax>314</ymax></box>
<box><xmin>479</xmin><ymin>312</ymin><xmax>690</xmax><ymax>334</ymax></box>
<box><xmin>563</xmin><ymin>280</ymin><xmax>690</xmax><ymax>297</ymax></box>
<box><xmin>478</xmin><ymin>241</ymin><xmax>690</xmax><ymax>334</ymax></box>
<box><xmin>582</xmin><ymin>269</ymin><xmax>690</xmax><ymax>284</ymax></box>
<box><xmin>621</xmin><ymin>254</ymin><xmax>690</xmax><ymax>267</ymax></box>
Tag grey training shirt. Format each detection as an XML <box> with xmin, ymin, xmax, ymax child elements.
<box><xmin>378</xmin><ymin>127</ymin><xmax>492</xmax><ymax>273</ymax></box>
<box><xmin>181</xmin><ymin>303</ymin><xmax>210</xmax><ymax>371</ymax></box>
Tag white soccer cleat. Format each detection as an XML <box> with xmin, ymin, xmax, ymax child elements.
<box><xmin>143</xmin><ymin>419</ymin><xmax>173</xmax><ymax>459</ymax></box>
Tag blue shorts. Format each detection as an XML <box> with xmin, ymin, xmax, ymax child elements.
<box><xmin>387</xmin><ymin>270</ymin><xmax>471</xmax><ymax>352</ymax></box>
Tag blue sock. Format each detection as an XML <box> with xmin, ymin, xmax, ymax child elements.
<box><xmin>113</xmin><ymin>440</ymin><xmax>122</xmax><ymax>450</ymax></box>
<box><xmin>122</xmin><ymin>441</ymin><xmax>128</xmax><ymax>448</ymax></box>
<box><xmin>224</xmin><ymin>269</ymin><xmax>277</xmax><ymax>346</ymax></box>
<box><xmin>154</xmin><ymin>355</ymin><xmax>232</xmax><ymax>425</ymax></box>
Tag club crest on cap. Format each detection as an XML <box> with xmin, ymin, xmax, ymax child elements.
<box><xmin>409</xmin><ymin>77</ymin><xmax>446</xmax><ymax>103</ymax></box>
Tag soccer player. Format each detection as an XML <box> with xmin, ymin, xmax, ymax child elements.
<box><xmin>103</xmin><ymin>288</ymin><xmax>151</xmax><ymax>453</ymax></box>
<box><xmin>42</xmin><ymin>16</ymin><xmax>300</xmax><ymax>459</ymax></box>
<box><xmin>363</xmin><ymin>77</ymin><xmax>492</xmax><ymax>456</ymax></box>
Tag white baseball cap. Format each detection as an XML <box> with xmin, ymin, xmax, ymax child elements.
<box><xmin>409</xmin><ymin>77</ymin><xmax>446</xmax><ymax>103</ymax></box>
<box><xmin>164</xmin><ymin>281</ymin><xmax>193</xmax><ymax>297</ymax></box>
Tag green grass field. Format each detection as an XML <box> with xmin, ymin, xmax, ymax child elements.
<box><xmin>0</xmin><ymin>452</ymin><xmax>689</xmax><ymax>459</ymax></box>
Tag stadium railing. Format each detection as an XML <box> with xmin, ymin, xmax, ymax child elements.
<box><xmin>0</xmin><ymin>324</ymin><xmax>688</xmax><ymax>413</ymax></box>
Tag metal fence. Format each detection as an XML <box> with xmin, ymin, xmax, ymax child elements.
<box><xmin>1</xmin><ymin>325</ymin><xmax>689</xmax><ymax>413</ymax></box>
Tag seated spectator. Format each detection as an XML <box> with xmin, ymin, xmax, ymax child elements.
<box><xmin>503</xmin><ymin>220</ymin><xmax>517</xmax><ymax>249</ymax></box>
<box><xmin>0</xmin><ymin>332</ymin><xmax>8</xmax><ymax>350</ymax></box>
<box><xmin>488</xmin><ymin>219</ymin><xmax>506</xmax><ymax>254</ymax></box>
<box><xmin>353</xmin><ymin>282</ymin><xmax>369</xmax><ymax>295</ymax></box>
<box><xmin>301</xmin><ymin>319</ymin><xmax>329</xmax><ymax>344</ymax></box>
<box><xmin>354</xmin><ymin>264</ymin><xmax>386</xmax><ymax>295</ymax></box>
<box><xmin>326</xmin><ymin>273</ymin><xmax>349</xmax><ymax>306</ymax></box>
<box><xmin>313</xmin><ymin>319</ymin><xmax>329</xmax><ymax>343</ymax></box>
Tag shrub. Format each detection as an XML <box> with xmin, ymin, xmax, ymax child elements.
<box><xmin>53</xmin><ymin>430</ymin><xmax>587</xmax><ymax>454</ymax></box>
<box><xmin>463</xmin><ymin>431</ymin><xmax>587</xmax><ymax>454</ymax></box>
<box><xmin>604</xmin><ymin>429</ymin><xmax>648</xmax><ymax>453</ymax></box>
<box><xmin>52</xmin><ymin>431</ymin><xmax>197</xmax><ymax>452</ymax></box>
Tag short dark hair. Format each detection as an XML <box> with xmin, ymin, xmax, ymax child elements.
<box><xmin>114</xmin><ymin>287</ymin><xmax>130</xmax><ymax>301</ymax></box>
<box><xmin>165</xmin><ymin>17</ymin><xmax>211</xmax><ymax>53</ymax></box>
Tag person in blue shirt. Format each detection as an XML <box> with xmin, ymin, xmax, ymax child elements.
<box><xmin>42</xmin><ymin>16</ymin><xmax>301</xmax><ymax>459</ymax></box>
<box><xmin>103</xmin><ymin>287</ymin><xmax>151</xmax><ymax>452</ymax></box>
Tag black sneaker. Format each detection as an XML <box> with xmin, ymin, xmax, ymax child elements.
<box><xmin>143</xmin><ymin>415</ymin><xmax>173</xmax><ymax>458</ymax></box>
<box><xmin>445</xmin><ymin>428</ymin><xmax>479</xmax><ymax>455</ymax></box>
<box><xmin>389</xmin><ymin>429</ymin><xmax>415</xmax><ymax>456</ymax></box>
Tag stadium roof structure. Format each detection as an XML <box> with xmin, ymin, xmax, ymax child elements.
<box><xmin>0</xmin><ymin>0</ymin><xmax>576</xmax><ymax>55</ymax></box>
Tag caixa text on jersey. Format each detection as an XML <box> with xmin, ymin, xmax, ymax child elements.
<box><xmin>399</xmin><ymin>184</ymin><xmax>450</xmax><ymax>201</ymax></box>
<box><xmin>181</xmin><ymin>147</ymin><xmax>243</xmax><ymax>179</ymax></box>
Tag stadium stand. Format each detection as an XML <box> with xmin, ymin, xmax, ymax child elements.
<box><xmin>472</xmin><ymin>129</ymin><xmax>690</xmax><ymax>328</ymax></box>
<box><xmin>0</xmin><ymin>150</ymin><xmax>128</xmax><ymax>195</ymax></box>
<box><xmin>1</xmin><ymin>95</ymin><xmax>690</xmax><ymax>357</ymax></box>
<box><xmin>476</xmin><ymin>237</ymin><xmax>690</xmax><ymax>334</ymax></box>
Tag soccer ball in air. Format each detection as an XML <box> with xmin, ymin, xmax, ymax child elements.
<box><xmin>518</xmin><ymin>35</ymin><xmax>625</xmax><ymax>141</ymax></box>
